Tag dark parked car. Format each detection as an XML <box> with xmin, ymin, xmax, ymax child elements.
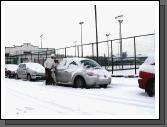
<box><xmin>5</xmin><ymin>64</ymin><xmax>18</xmax><ymax>78</ymax></box>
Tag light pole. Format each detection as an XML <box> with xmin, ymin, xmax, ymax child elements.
<box><xmin>79</xmin><ymin>22</ymin><xmax>84</xmax><ymax>57</ymax></box>
<box><xmin>94</xmin><ymin>5</ymin><xmax>99</xmax><ymax>62</ymax></box>
<box><xmin>106</xmin><ymin>33</ymin><xmax>110</xmax><ymax>58</ymax></box>
<box><xmin>40</xmin><ymin>34</ymin><xmax>43</xmax><ymax>48</ymax></box>
<box><xmin>116</xmin><ymin>41</ymin><xmax>120</xmax><ymax>58</ymax></box>
<box><xmin>115</xmin><ymin>15</ymin><xmax>123</xmax><ymax>58</ymax></box>
<box><xmin>115</xmin><ymin>15</ymin><xmax>123</xmax><ymax>69</ymax></box>
<box><xmin>118</xmin><ymin>19</ymin><xmax>123</xmax><ymax>58</ymax></box>
<box><xmin>74</xmin><ymin>41</ymin><xmax>77</xmax><ymax>57</ymax></box>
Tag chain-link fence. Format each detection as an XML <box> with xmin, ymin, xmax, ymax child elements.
<box><xmin>55</xmin><ymin>33</ymin><xmax>155</xmax><ymax>75</ymax></box>
<box><xmin>5</xmin><ymin>33</ymin><xmax>155</xmax><ymax>75</ymax></box>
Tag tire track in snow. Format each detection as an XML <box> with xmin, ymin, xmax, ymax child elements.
<box><xmin>54</xmin><ymin>88</ymin><xmax>155</xmax><ymax>109</ymax></box>
<box><xmin>27</xmin><ymin>84</ymin><xmax>155</xmax><ymax>110</ymax></box>
<box><xmin>7</xmin><ymin>87</ymin><xmax>93</xmax><ymax>115</ymax></box>
<box><xmin>39</xmin><ymin>84</ymin><xmax>154</xmax><ymax>110</ymax></box>
<box><xmin>6</xmin><ymin>79</ymin><xmax>154</xmax><ymax>115</ymax></box>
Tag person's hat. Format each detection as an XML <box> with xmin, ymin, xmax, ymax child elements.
<box><xmin>51</xmin><ymin>54</ymin><xmax>55</xmax><ymax>57</ymax></box>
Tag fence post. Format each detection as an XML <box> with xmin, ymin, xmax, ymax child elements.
<box><xmin>65</xmin><ymin>48</ymin><xmax>66</xmax><ymax>58</ymax></box>
<box><xmin>21</xmin><ymin>53</ymin><xmax>22</xmax><ymax>63</ymax></box>
<box><xmin>134</xmin><ymin>36</ymin><xmax>137</xmax><ymax>75</ymax></box>
<box><xmin>92</xmin><ymin>43</ymin><xmax>94</xmax><ymax>60</ymax></box>
<box><xmin>110</xmin><ymin>40</ymin><xmax>113</xmax><ymax>74</ymax></box>
<box><xmin>31</xmin><ymin>52</ymin><xmax>32</xmax><ymax>62</ymax></box>
<box><xmin>46</xmin><ymin>49</ymin><xmax>47</xmax><ymax>59</ymax></box>
<box><xmin>104</xmin><ymin>54</ymin><xmax>107</xmax><ymax>69</ymax></box>
<box><xmin>43</xmin><ymin>57</ymin><xmax>44</xmax><ymax>66</ymax></box>
<box><xmin>77</xmin><ymin>46</ymin><xmax>79</xmax><ymax>57</ymax></box>
<box><xmin>38</xmin><ymin>51</ymin><xmax>39</xmax><ymax>63</ymax></box>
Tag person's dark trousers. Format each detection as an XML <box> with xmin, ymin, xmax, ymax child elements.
<box><xmin>45</xmin><ymin>68</ymin><xmax>53</xmax><ymax>85</ymax></box>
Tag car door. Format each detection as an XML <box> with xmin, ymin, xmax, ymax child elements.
<box><xmin>17</xmin><ymin>64</ymin><xmax>23</xmax><ymax>78</ymax></box>
<box><xmin>21</xmin><ymin>64</ymin><xmax>27</xmax><ymax>79</ymax></box>
<box><xmin>65</xmin><ymin>61</ymin><xmax>78</xmax><ymax>83</ymax></box>
<box><xmin>56</xmin><ymin>60</ymin><xmax>67</xmax><ymax>83</ymax></box>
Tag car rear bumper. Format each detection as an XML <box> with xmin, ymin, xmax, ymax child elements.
<box><xmin>138</xmin><ymin>78</ymin><xmax>148</xmax><ymax>89</ymax></box>
<box><xmin>138</xmin><ymin>71</ymin><xmax>155</xmax><ymax>89</ymax></box>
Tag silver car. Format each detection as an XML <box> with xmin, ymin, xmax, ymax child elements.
<box><xmin>56</xmin><ymin>58</ymin><xmax>112</xmax><ymax>88</ymax></box>
<box><xmin>16</xmin><ymin>62</ymin><xmax>45</xmax><ymax>81</ymax></box>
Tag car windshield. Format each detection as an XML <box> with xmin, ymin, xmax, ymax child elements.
<box><xmin>80</xmin><ymin>60</ymin><xmax>101</xmax><ymax>68</ymax></box>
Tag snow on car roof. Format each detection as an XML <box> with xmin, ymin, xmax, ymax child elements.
<box><xmin>143</xmin><ymin>55</ymin><xmax>155</xmax><ymax>65</ymax></box>
<box><xmin>20</xmin><ymin>62</ymin><xmax>44</xmax><ymax>69</ymax></box>
<box><xmin>6</xmin><ymin>64</ymin><xmax>18</xmax><ymax>71</ymax></box>
<box><xmin>62</xmin><ymin>57</ymin><xmax>96</xmax><ymax>65</ymax></box>
<box><xmin>63</xmin><ymin>57</ymin><xmax>89</xmax><ymax>61</ymax></box>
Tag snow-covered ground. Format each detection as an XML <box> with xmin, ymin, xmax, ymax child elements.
<box><xmin>3</xmin><ymin>76</ymin><xmax>157</xmax><ymax>119</ymax></box>
<box><xmin>111</xmin><ymin>69</ymin><xmax>139</xmax><ymax>76</ymax></box>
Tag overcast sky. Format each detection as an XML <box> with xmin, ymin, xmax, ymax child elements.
<box><xmin>2</xmin><ymin>1</ymin><xmax>158</xmax><ymax>57</ymax></box>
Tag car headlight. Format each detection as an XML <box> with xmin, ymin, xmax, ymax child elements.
<box><xmin>87</xmin><ymin>72</ymin><xmax>98</xmax><ymax>76</ymax></box>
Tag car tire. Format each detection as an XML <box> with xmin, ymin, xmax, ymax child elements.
<box><xmin>27</xmin><ymin>74</ymin><xmax>32</xmax><ymax>81</ymax></box>
<box><xmin>74</xmin><ymin>77</ymin><xmax>86</xmax><ymax>88</ymax></box>
<box><xmin>145</xmin><ymin>79</ymin><xmax>155</xmax><ymax>97</ymax></box>
<box><xmin>100</xmin><ymin>84</ymin><xmax>108</xmax><ymax>88</ymax></box>
<box><xmin>15</xmin><ymin>74</ymin><xmax>19</xmax><ymax>79</ymax></box>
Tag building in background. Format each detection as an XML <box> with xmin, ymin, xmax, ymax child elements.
<box><xmin>5</xmin><ymin>43</ymin><xmax>55</xmax><ymax>65</ymax></box>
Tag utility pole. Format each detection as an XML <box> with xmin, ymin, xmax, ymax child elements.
<box><xmin>94</xmin><ymin>5</ymin><xmax>99</xmax><ymax>62</ymax></box>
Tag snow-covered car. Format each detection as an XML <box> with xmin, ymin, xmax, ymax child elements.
<box><xmin>16</xmin><ymin>62</ymin><xmax>45</xmax><ymax>81</ymax></box>
<box><xmin>5</xmin><ymin>64</ymin><xmax>18</xmax><ymax>78</ymax></box>
<box><xmin>138</xmin><ymin>55</ymin><xmax>155</xmax><ymax>97</ymax></box>
<box><xmin>56</xmin><ymin>58</ymin><xmax>112</xmax><ymax>88</ymax></box>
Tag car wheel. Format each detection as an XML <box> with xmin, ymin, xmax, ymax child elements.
<box><xmin>15</xmin><ymin>74</ymin><xmax>19</xmax><ymax>79</ymax></box>
<box><xmin>100</xmin><ymin>84</ymin><xmax>108</xmax><ymax>88</ymax></box>
<box><xmin>145</xmin><ymin>79</ymin><xmax>155</xmax><ymax>97</ymax></box>
<box><xmin>27</xmin><ymin>74</ymin><xmax>32</xmax><ymax>81</ymax></box>
<box><xmin>74</xmin><ymin>77</ymin><xmax>86</xmax><ymax>88</ymax></box>
<box><xmin>7</xmin><ymin>74</ymin><xmax>10</xmax><ymax>78</ymax></box>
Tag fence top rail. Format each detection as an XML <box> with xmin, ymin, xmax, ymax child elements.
<box><xmin>55</xmin><ymin>33</ymin><xmax>155</xmax><ymax>50</ymax></box>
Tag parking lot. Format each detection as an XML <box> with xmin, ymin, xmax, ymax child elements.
<box><xmin>4</xmin><ymin>77</ymin><xmax>155</xmax><ymax>118</ymax></box>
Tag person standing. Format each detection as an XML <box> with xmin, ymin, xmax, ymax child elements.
<box><xmin>51</xmin><ymin>59</ymin><xmax>59</xmax><ymax>85</ymax></box>
<box><xmin>44</xmin><ymin>54</ymin><xmax>56</xmax><ymax>85</ymax></box>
